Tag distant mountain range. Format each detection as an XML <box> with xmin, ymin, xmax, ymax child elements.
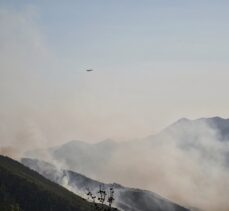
<box><xmin>26</xmin><ymin>117</ymin><xmax>229</xmax><ymax>174</ymax></box>
<box><xmin>21</xmin><ymin>158</ymin><xmax>189</xmax><ymax>211</ymax></box>
<box><xmin>147</xmin><ymin>116</ymin><xmax>229</xmax><ymax>142</ymax></box>
<box><xmin>24</xmin><ymin>117</ymin><xmax>229</xmax><ymax>211</ymax></box>
<box><xmin>0</xmin><ymin>155</ymin><xmax>114</xmax><ymax>211</ymax></box>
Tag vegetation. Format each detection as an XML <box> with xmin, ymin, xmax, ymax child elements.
<box><xmin>86</xmin><ymin>186</ymin><xmax>116</xmax><ymax>211</ymax></box>
<box><xmin>0</xmin><ymin>155</ymin><xmax>116</xmax><ymax>211</ymax></box>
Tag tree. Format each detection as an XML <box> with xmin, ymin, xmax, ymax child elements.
<box><xmin>86</xmin><ymin>185</ymin><xmax>116</xmax><ymax>210</ymax></box>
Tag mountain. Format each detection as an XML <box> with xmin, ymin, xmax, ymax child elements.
<box><xmin>21</xmin><ymin>158</ymin><xmax>189</xmax><ymax>211</ymax></box>
<box><xmin>25</xmin><ymin>139</ymin><xmax>120</xmax><ymax>177</ymax></box>
<box><xmin>149</xmin><ymin>116</ymin><xmax>229</xmax><ymax>142</ymax></box>
<box><xmin>197</xmin><ymin>117</ymin><xmax>229</xmax><ymax>141</ymax></box>
<box><xmin>30</xmin><ymin>117</ymin><xmax>229</xmax><ymax>175</ymax></box>
<box><xmin>24</xmin><ymin>117</ymin><xmax>229</xmax><ymax>211</ymax></box>
<box><xmin>0</xmin><ymin>155</ymin><xmax>115</xmax><ymax>211</ymax></box>
<box><xmin>149</xmin><ymin>117</ymin><xmax>229</xmax><ymax>155</ymax></box>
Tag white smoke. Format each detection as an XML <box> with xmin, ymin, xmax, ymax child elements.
<box><xmin>27</xmin><ymin>119</ymin><xmax>229</xmax><ymax>211</ymax></box>
<box><xmin>1</xmin><ymin>5</ymin><xmax>229</xmax><ymax>211</ymax></box>
<box><xmin>98</xmin><ymin>120</ymin><xmax>229</xmax><ymax>211</ymax></box>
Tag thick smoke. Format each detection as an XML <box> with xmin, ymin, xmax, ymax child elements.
<box><xmin>27</xmin><ymin>119</ymin><xmax>229</xmax><ymax>211</ymax></box>
<box><xmin>97</xmin><ymin>120</ymin><xmax>229</xmax><ymax>211</ymax></box>
<box><xmin>0</xmin><ymin>146</ymin><xmax>18</xmax><ymax>157</ymax></box>
<box><xmin>0</xmin><ymin>113</ymin><xmax>49</xmax><ymax>159</ymax></box>
<box><xmin>0</xmin><ymin>7</ymin><xmax>51</xmax><ymax>158</ymax></box>
<box><xmin>1</xmin><ymin>6</ymin><xmax>229</xmax><ymax>211</ymax></box>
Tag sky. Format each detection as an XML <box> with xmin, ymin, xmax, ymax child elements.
<box><xmin>1</xmin><ymin>0</ymin><xmax>229</xmax><ymax>146</ymax></box>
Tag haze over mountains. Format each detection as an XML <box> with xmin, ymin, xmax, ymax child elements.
<box><xmin>24</xmin><ymin>117</ymin><xmax>229</xmax><ymax>211</ymax></box>
<box><xmin>1</xmin><ymin>1</ymin><xmax>229</xmax><ymax>210</ymax></box>
<box><xmin>22</xmin><ymin>158</ymin><xmax>189</xmax><ymax>211</ymax></box>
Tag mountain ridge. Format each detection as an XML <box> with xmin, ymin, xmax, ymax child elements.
<box><xmin>0</xmin><ymin>155</ymin><xmax>116</xmax><ymax>211</ymax></box>
<box><xmin>21</xmin><ymin>158</ymin><xmax>190</xmax><ymax>211</ymax></box>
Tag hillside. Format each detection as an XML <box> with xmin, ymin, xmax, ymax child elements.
<box><xmin>21</xmin><ymin>158</ymin><xmax>189</xmax><ymax>211</ymax></box>
<box><xmin>0</xmin><ymin>155</ymin><xmax>115</xmax><ymax>211</ymax></box>
<box><xmin>23</xmin><ymin>117</ymin><xmax>229</xmax><ymax>211</ymax></box>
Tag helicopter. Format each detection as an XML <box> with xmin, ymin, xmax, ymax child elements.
<box><xmin>86</xmin><ymin>69</ymin><xmax>94</xmax><ymax>72</ymax></box>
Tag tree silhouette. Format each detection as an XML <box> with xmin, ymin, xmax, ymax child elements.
<box><xmin>107</xmin><ymin>187</ymin><xmax>114</xmax><ymax>208</ymax></box>
<box><xmin>86</xmin><ymin>185</ymin><xmax>116</xmax><ymax>210</ymax></box>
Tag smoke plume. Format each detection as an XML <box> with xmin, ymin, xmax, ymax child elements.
<box><xmin>28</xmin><ymin>119</ymin><xmax>229</xmax><ymax>211</ymax></box>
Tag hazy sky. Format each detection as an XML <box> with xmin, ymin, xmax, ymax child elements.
<box><xmin>1</xmin><ymin>0</ymin><xmax>229</xmax><ymax>145</ymax></box>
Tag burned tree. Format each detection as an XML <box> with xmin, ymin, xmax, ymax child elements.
<box><xmin>85</xmin><ymin>185</ymin><xmax>116</xmax><ymax>210</ymax></box>
<box><xmin>97</xmin><ymin>185</ymin><xmax>107</xmax><ymax>205</ymax></box>
<box><xmin>107</xmin><ymin>187</ymin><xmax>114</xmax><ymax>208</ymax></box>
